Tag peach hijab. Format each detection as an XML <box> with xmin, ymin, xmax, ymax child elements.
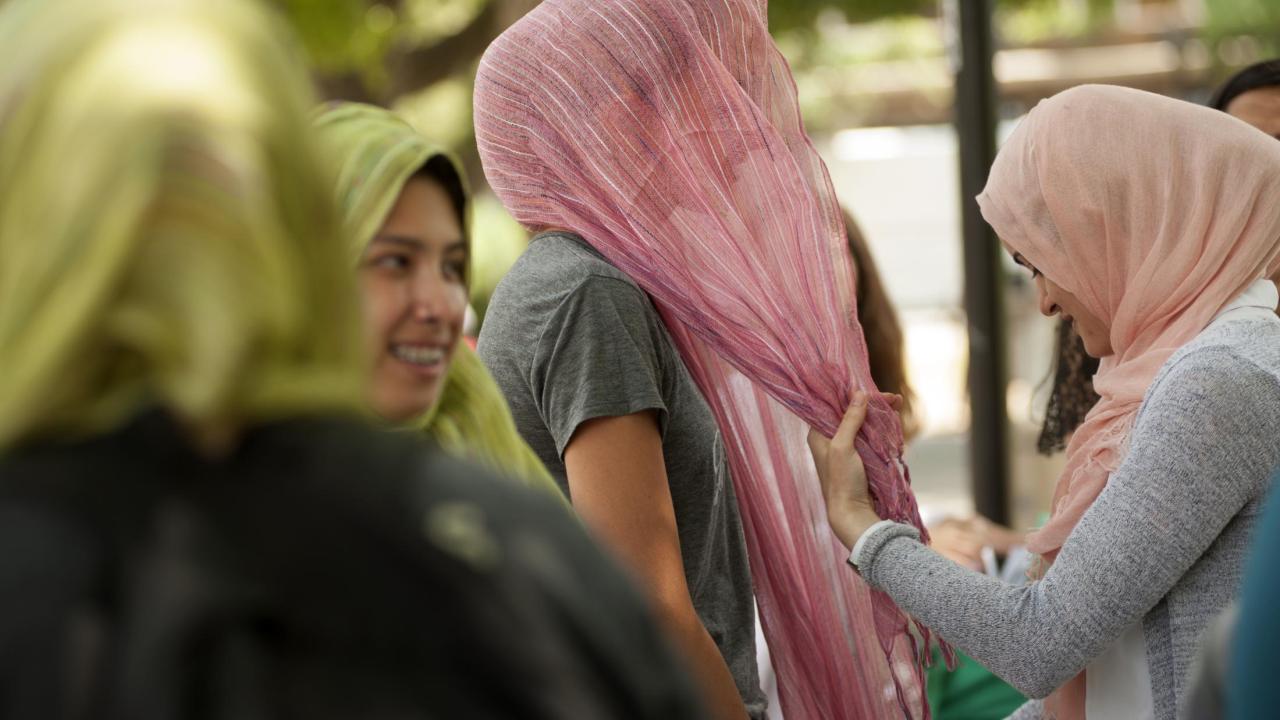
<box><xmin>979</xmin><ymin>84</ymin><xmax>1280</xmax><ymax>717</ymax></box>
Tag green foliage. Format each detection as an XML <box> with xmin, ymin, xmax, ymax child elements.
<box><xmin>469</xmin><ymin>194</ymin><xmax>530</xmax><ymax>324</ymax></box>
<box><xmin>1205</xmin><ymin>0</ymin><xmax>1280</xmax><ymax>29</ymax></box>
<box><xmin>782</xmin><ymin>14</ymin><xmax>941</xmax><ymax>65</ymax></box>
<box><xmin>274</xmin><ymin>0</ymin><xmax>488</xmax><ymax>92</ymax></box>
<box><xmin>276</xmin><ymin>0</ymin><xmax>393</xmax><ymax>75</ymax></box>
<box><xmin>394</xmin><ymin>75</ymin><xmax>475</xmax><ymax>150</ymax></box>
<box><xmin>996</xmin><ymin>0</ymin><xmax>1095</xmax><ymax>45</ymax></box>
<box><xmin>1204</xmin><ymin>0</ymin><xmax>1280</xmax><ymax>56</ymax></box>
<box><xmin>399</xmin><ymin>0</ymin><xmax>488</xmax><ymax>46</ymax></box>
<box><xmin>768</xmin><ymin>0</ymin><xmax>932</xmax><ymax>32</ymax></box>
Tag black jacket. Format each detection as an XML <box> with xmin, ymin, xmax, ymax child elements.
<box><xmin>0</xmin><ymin>413</ymin><xmax>703</xmax><ymax>720</ymax></box>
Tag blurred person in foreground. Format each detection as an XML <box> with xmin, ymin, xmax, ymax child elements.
<box><xmin>314</xmin><ymin>102</ymin><xmax>562</xmax><ymax>500</ymax></box>
<box><xmin>1222</xmin><ymin>466</ymin><xmax>1280</xmax><ymax>719</ymax></box>
<box><xmin>0</xmin><ymin>1</ymin><xmax>701</xmax><ymax>718</ymax></box>
<box><xmin>1180</xmin><ymin>65</ymin><xmax>1280</xmax><ymax>712</ymax></box>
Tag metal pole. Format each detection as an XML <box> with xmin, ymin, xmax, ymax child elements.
<box><xmin>947</xmin><ymin>0</ymin><xmax>1010</xmax><ymax>525</ymax></box>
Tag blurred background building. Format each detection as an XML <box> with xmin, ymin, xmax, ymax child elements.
<box><xmin>281</xmin><ymin>0</ymin><xmax>1280</xmax><ymax>530</ymax></box>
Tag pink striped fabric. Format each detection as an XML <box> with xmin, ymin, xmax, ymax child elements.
<box><xmin>474</xmin><ymin>1</ymin><xmax>935</xmax><ymax>717</ymax></box>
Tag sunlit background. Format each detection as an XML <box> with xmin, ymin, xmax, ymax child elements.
<box><xmin>281</xmin><ymin>0</ymin><xmax>1280</xmax><ymax>529</ymax></box>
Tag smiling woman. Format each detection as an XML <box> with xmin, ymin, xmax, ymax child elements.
<box><xmin>1011</xmin><ymin>252</ymin><xmax>1112</xmax><ymax>358</ymax></box>
<box><xmin>815</xmin><ymin>85</ymin><xmax>1280</xmax><ymax>720</ymax></box>
<box><xmin>359</xmin><ymin>166</ymin><xmax>469</xmax><ymax>421</ymax></box>
<box><xmin>315</xmin><ymin>103</ymin><xmax>563</xmax><ymax>499</ymax></box>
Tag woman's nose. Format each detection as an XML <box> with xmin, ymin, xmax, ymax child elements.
<box><xmin>1037</xmin><ymin>283</ymin><xmax>1058</xmax><ymax>318</ymax></box>
<box><xmin>410</xmin><ymin>273</ymin><xmax>465</xmax><ymax>323</ymax></box>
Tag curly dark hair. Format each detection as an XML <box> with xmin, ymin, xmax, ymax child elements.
<box><xmin>1037</xmin><ymin>318</ymin><xmax>1101</xmax><ymax>455</ymax></box>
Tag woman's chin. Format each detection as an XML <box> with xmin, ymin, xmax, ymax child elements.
<box><xmin>371</xmin><ymin>382</ymin><xmax>443</xmax><ymax>425</ymax></box>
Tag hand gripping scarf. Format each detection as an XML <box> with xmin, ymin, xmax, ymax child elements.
<box><xmin>978</xmin><ymin>84</ymin><xmax>1280</xmax><ymax>719</ymax></box>
<box><xmin>315</xmin><ymin>103</ymin><xmax>565</xmax><ymax>502</ymax></box>
<box><xmin>474</xmin><ymin>1</ymin><xmax>934</xmax><ymax>716</ymax></box>
<box><xmin>0</xmin><ymin>0</ymin><xmax>364</xmax><ymax>451</ymax></box>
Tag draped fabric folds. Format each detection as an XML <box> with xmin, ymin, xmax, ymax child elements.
<box><xmin>314</xmin><ymin>103</ymin><xmax>565</xmax><ymax>501</ymax></box>
<box><xmin>0</xmin><ymin>0</ymin><xmax>364</xmax><ymax>451</ymax></box>
<box><xmin>474</xmin><ymin>1</ymin><xmax>934</xmax><ymax>716</ymax></box>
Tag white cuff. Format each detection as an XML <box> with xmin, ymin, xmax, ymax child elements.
<box><xmin>848</xmin><ymin>519</ymin><xmax>898</xmax><ymax>568</ymax></box>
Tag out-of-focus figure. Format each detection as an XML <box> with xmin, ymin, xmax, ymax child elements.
<box><xmin>0</xmin><ymin>1</ymin><xmax>703</xmax><ymax>718</ymax></box>
<box><xmin>314</xmin><ymin>102</ymin><xmax>563</xmax><ymax>499</ymax></box>
<box><xmin>1210</xmin><ymin>58</ymin><xmax>1280</xmax><ymax>139</ymax></box>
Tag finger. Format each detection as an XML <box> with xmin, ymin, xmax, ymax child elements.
<box><xmin>882</xmin><ymin>392</ymin><xmax>903</xmax><ymax>411</ymax></box>
<box><xmin>806</xmin><ymin>428</ymin><xmax>823</xmax><ymax>452</ymax></box>
<box><xmin>806</xmin><ymin>428</ymin><xmax>829</xmax><ymax>465</ymax></box>
<box><xmin>832</xmin><ymin>390</ymin><xmax>868</xmax><ymax>449</ymax></box>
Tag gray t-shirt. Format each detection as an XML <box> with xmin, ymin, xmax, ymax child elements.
<box><xmin>478</xmin><ymin>232</ymin><xmax>765</xmax><ymax>717</ymax></box>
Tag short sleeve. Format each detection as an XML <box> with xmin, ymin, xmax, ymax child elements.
<box><xmin>530</xmin><ymin>275</ymin><xmax>671</xmax><ymax>456</ymax></box>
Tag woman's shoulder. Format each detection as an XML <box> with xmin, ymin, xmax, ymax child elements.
<box><xmin>1158</xmin><ymin>316</ymin><xmax>1280</xmax><ymax>393</ymax></box>
<box><xmin>485</xmin><ymin>232</ymin><xmax>658</xmax><ymax>349</ymax></box>
<box><xmin>1144</xmin><ymin>318</ymin><xmax>1280</xmax><ymax>430</ymax></box>
<box><xmin>503</xmin><ymin>232</ymin><xmax>642</xmax><ymax>298</ymax></box>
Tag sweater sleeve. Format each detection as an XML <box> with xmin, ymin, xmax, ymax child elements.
<box><xmin>858</xmin><ymin>348</ymin><xmax>1280</xmax><ymax>698</ymax></box>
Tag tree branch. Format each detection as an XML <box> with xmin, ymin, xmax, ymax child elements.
<box><xmin>315</xmin><ymin>0</ymin><xmax>539</xmax><ymax>104</ymax></box>
<box><xmin>316</xmin><ymin>72</ymin><xmax>378</xmax><ymax>104</ymax></box>
<box><xmin>384</xmin><ymin>0</ymin><xmax>501</xmax><ymax>98</ymax></box>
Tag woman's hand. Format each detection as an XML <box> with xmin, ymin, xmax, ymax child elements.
<box><xmin>928</xmin><ymin>518</ymin><xmax>987</xmax><ymax>571</ymax></box>
<box><xmin>807</xmin><ymin>391</ymin><xmax>886</xmax><ymax>550</ymax></box>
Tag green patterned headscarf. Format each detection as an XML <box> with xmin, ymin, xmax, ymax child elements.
<box><xmin>0</xmin><ymin>0</ymin><xmax>365</xmax><ymax>450</ymax></box>
<box><xmin>314</xmin><ymin>103</ymin><xmax>562</xmax><ymax>500</ymax></box>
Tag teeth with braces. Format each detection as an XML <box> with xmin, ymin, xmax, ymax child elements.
<box><xmin>392</xmin><ymin>345</ymin><xmax>445</xmax><ymax>366</ymax></box>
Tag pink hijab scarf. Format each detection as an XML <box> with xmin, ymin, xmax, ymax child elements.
<box><xmin>978</xmin><ymin>84</ymin><xmax>1280</xmax><ymax>719</ymax></box>
<box><xmin>475</xmin><ymin>0</ymin><xmax>932</xmax><ymax>717</ymax></box>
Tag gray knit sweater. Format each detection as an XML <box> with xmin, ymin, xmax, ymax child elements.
<box><xmin>858</xmin><ymin>317</ymin><xmax>1280</xmax><ymax>720</ymax></box>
